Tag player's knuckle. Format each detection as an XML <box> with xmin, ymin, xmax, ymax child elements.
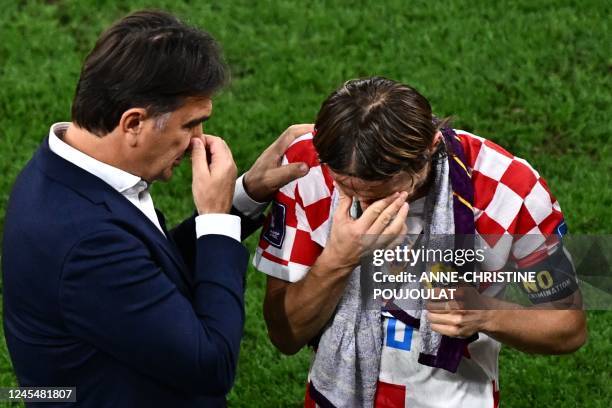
<box><xmin>380</xmin><ymin>215</ymin><xmax>392</xmax><ymax>226</ymax></box>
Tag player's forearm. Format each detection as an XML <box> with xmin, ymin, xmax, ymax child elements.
<box><xmin>482</xmin><ymin>303</ymin><xmax>587</xmax><ymax>354</ymax></box>
<box><xmin>264</xmin><ymin>251</ymin><xmax>353</xmax><ymax>355</ymax></box>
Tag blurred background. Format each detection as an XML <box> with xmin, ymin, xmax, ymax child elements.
<box><xmin>0</xmin><ymin>0</ymin><xmax>610</xmax><ymax>406</ymax></box>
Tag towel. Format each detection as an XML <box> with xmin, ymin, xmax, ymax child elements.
<box><xmin>308</xmin><ymin>128</ymin><xmax>477</xmax><ymax>408</ymax></box>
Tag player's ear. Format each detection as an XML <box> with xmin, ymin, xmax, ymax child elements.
<box><xmin>425</xmin><ymin>131</ymin><xmax>443</xmax><ymax>157</ymax></box>
<box><xmin>431</xmin><ymin>131</ymin><xmax>442</xmax><ymax>149</ymax></box>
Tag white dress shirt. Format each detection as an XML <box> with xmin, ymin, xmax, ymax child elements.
<box><xmin>49</xmin><ymin>122</ymin><xmax>266</xmax><ymax>242</ymax></box>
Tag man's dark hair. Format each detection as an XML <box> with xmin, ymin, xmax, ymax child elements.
<box><xmin>313</xmin><ymin>77</ymin><xmax>448</xmax><ymax>181</ymax></box>
<box><xmin>71</xmin><ymin>10</ymin><xmax>227</xmax><ymax>136</ymax></box>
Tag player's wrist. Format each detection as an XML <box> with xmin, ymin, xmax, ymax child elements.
<box><xmin>478</xmin><ymin>299</ymin><xmax>517</xmax><ymax>335</ymax></box>
<box><xmin>313</xmin><ymin>247</ymin><xmax>356</xmax><ymax>278</ymax></box>
<box><xmin>477</xmin><ymin>309</ymin><xmax>497</xmax><ymax>334</ymax></box>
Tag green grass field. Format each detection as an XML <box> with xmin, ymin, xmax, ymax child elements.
<box><xmin>0</xmin><ymin>0</ymin><xmax>610</xmax><ymax>406</ymax></box>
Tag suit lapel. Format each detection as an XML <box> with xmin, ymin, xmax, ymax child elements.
<box><xmin>34</xmin><ymin>137</ymin><xmax>194</xmax><ymax>299</ymax></box>
<box><xmin>102</xmin><ymin>192</ymin><xmax>194</xmax><ymax>298</ymax></box>
<box><xmin>156</xmin><ymin>209</ymin><xmax>195</xmax><ymax>288</ymax></box>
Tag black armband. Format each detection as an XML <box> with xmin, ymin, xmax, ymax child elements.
<box><xmin>518</xmin><ymin>245</ymin><xmax>579</xmax><ymax>304</ymax></box>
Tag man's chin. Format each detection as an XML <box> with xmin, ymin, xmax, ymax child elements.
<box><xmin>158</xmin><ymin>167</ymin><xmax>174</xmax><ymax>182</ymax></box>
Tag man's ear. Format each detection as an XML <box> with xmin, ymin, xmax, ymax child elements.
<box><xmin>119</xmin><ymin>108</ymin><xmax>147</xmax><ymax>147</ymax></box>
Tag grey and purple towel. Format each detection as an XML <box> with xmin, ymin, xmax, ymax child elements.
<box><xmin>308</xmin><ymin>128</ymin><xmax>478</xmax><ymax>408</ymax></box>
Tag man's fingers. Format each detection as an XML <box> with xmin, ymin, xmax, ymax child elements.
<box><xmin>274</xmin><ymin>124</ymin><xmax>315</xmax><ymax>153</ymax></box>
<box><xmin>204</xmin><ymin>135</ymin><xmax>229</xmax><ymax>156</ymax></box>
<box><xmin>204</xmin><ymin>134</ymin><xmax>233</xmax><ymax>170</ymax></box>
<box><xmin>190</xmin><ymin>137</ymin><xmax>210</xmax><ymax>176</ymax></box>
<box><xmin>265</xmin><ymin>162</ymin><xmax>309</xmax><ymax>189</ymax></box>
<box><xmin>241</xmin><ymin>125</ymin><xmax>315</xmax><ymax>202</ymax></box>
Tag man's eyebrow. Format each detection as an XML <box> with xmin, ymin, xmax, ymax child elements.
<box><xmin>182</xmin><ymin>115</ymin><xmax>210</xmax><ymax>128</ymax></box>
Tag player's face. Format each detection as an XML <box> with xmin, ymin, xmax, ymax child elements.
<box><xmin>329</xmin><ymin>162</ymin><xmax>432</xmax><ymax>210</ymax></box>
<box><xmin>326</xmin><ymin>131</ymin><xmax>440</xmax><ymax>210</ymax></box>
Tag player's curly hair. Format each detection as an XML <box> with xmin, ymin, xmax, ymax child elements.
<box><xmin>313</xmin><ymin>77</ymin><xmax>449</xmax><ymax>180</ymax></box>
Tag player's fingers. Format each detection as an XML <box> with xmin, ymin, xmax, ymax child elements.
<box><xmin>366</xmin><ymin>192</ymin><xmax>408</xmax><ymax>235</ymax></box>
<box><xmin>426</xmin><ymin>310</ymin><xmax>462</xmax><ymax>325</ymax></box>
<box><xmin>379</xmin><ymin>206</ymin><xmax>409</xmax><ymax>248</ymax></box>
<box><xmin>429</xmin><ymin>323</ymin><xmax>460</xmax><ymax>338</ymax></box>
<box><xmin>383</xmin><ymin>202</ymin><xmax>409</xmax><ymax>235</ymax></box>
<box><xmin>358</xmin><ymin>192</ymin><xmax>401</xmax><ymax>228</ymax></box>
<box><xmin>426</xmin><ymin>300</ymin><xmax>455</xmax><ymax>312</ymax></box>
<box><xmin>384</xmin><ymin>223</ymin><xmax>408</xmax><ymax>251</ymax></box>
<box><xmin>334</xmin><ymin>187</ymin><xmax>353</xmax><ymax>222</ymax></box>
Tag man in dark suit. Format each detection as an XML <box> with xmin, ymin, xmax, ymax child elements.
<box><xmin>1</xmin><ymin>10</ymin><xmax>310</xmax><ymax>407</ymax></box>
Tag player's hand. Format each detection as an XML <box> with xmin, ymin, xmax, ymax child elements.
<box><xmin>426</xmin><ymin>286</ymin><xmax>492</xmax><ymax>338</ymax></box>
<box><xmin>322</xmin><ymin>189</ymin><xmax>409</xmax><ymax>269</ymax></box>
<box><xmin>242</xmin><ymin>124</ymin><xmax>313</xmax><ymax>202</ymax></box>
<box><xmin>191</xmin><ymin>135</ymin><xmax>237</xmax><ymax>214</ymax></box>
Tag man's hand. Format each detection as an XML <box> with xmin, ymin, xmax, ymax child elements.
<box><xmin>426</xmin><ymin>286</ymin><xmax>493</xmax><ymax>338</ymax></box>
<box><xmin>191</xmin><ymin>135</ymin><xmax>237</xmax><ymax>214</ymax></box>
<box><xmin>320</xmin><ymin>189</ymin><xmax>410</xmax><ymax>270</ymax></box>
<box><xmin>242</xmin><ymin>124</ymin><xmax>313</xmax><ymax>202</ymax></box>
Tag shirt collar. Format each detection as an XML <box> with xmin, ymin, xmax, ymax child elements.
<box><xmin>48</xmin><ymin>122</ymin><xmax>148</xmax><ymax>195</ymax></box>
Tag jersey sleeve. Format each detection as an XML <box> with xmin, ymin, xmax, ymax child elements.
<box><xmin>457</xmin><ymin>130</ymin><xmax>578</xmax><ymax>301</ymax></box>
<box><xmin>252</xmin><ymin>133</ymin><xmax>335</xmax><ymax>282</ymax></box>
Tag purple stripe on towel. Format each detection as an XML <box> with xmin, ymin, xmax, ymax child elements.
<box><xmin>384</xmin><ymin>301</ymin><xmax>421</xmax><ymax>329</ymax></box>
<box><xmin>442</xmin><ymin>127</ymin><xmax>475</xmax><ymax>236</ymax></box>
<box><xmin>418</xmin><ymin>333</ymin><xmax>479</xmax><ymax>373</ymax></box>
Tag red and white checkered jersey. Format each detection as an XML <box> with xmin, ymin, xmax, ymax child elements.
<box><xmin>254</xmin><ymin>130</ymin><xmax>565</xmax><ymax>282</ymax></box>
<box><xmin>254</xmin><ymin>130</ymin><xmax>565</xmax><ymax>408</ymax></box>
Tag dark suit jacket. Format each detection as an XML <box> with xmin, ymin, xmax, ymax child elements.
<box><xmin>2</xmin><ymin>138</ymin><xmax>263</xmax><ymax>407</ymax></box>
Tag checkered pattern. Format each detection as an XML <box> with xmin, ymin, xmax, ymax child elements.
<box><xmin>254</xmin><ymin>133</ymin><xmax>335</xmax><ymax>282</ymax></box>
<box><xmin>254</xmin><ymin>130</ymin><xmax>565</xmax><ymax>408</ymax></box>
<box><xmin>253</xmin><ymin>130</ymin><xmax>565</xmax><ymax>281</ymax></box>
<box><xmin>457</xmin><ymin>130</ymin><xmax>564</xmax><ymax>270</ymax></box>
